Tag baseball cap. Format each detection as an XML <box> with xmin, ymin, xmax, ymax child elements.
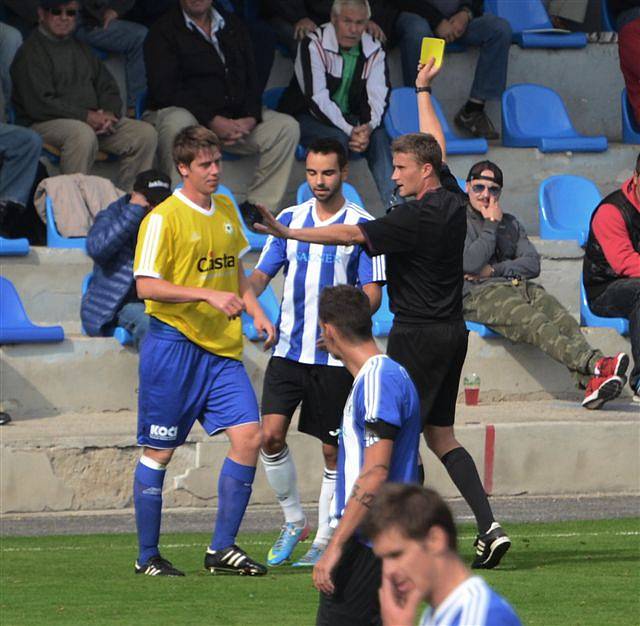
<box><xmin>466</xmin><ymin>160</ymin><xmax>504</xmax><ymax>187</ymax></box>
<box><xmin>133</xmin><ymin>170</ymin><xmax>172</xmax><ymax>207</ymax></box>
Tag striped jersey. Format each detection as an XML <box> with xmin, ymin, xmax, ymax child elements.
<box><xmin>134</xmin><ymin>189</ymin><xmax>249</xmax><ymax>359</ymax></box>
<box><xmin>333</xmin><ymin>354</ymin><xmax>421</xmax><ymax>529</ymax></box>
<box><xmin>420</xmin><ymin>576</ymin><xmax>522</xmax><ymax>626</ymax></box>
<box><xmin>255</xmin><ymin>198</ymin><xmax>385</xmax><ymax>366</ymax></box>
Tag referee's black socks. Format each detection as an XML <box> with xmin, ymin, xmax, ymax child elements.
<box><xmin>441</xmin><ymin>447</ymin><xmax>495</xmax><ymax>534</ymax></box>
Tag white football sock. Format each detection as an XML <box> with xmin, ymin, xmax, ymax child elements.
<box><xmin>260</xmin><ymin>445</ymin><xmax>305</xmax><ymax>525</ymax></box>
<box><xmin>313</xmin><ymin>467</ymin><xmax>336</xmax><ymax>546</ymax></box>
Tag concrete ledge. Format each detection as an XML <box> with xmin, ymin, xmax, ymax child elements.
<box><xmin>1</xmin><ymin>327</ymin><xmax>632</xmax><ymax>417</ymax></box>
<box><xmin>1</xmin><ymin>401</ymin><xmax>637</xmax><ymax>513</ymax></box>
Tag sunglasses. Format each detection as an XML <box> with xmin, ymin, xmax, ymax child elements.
<box><xmin>47</xmin><ymin>7</ymin><xmax>78</xmax><ymax>17</ymax></box>
<box><xmin>470</xmin><ymin>183</ymin><xmax>502</xmax><ymax>197</ymax></box>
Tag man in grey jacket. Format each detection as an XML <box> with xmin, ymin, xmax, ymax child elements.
<box><xmin>462</xmin><ymin>160</ymin><xmax>629</xmax><ymax>410</ymax></box>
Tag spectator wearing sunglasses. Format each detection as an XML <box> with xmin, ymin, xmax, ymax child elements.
<box><xmin>10</xmin><ymin>0</ymin><xmax>157</xmax><ymax>191</ymax></box>
<box><xmin>463</xmin><ymin>160</ymin><xmax>629</xmax><ymax>410</ymax></box>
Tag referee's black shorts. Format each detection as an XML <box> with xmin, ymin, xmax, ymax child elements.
<box><xmin>316</xmin><ymin>538</ymin><xmax>382</xmax><ymax>626</ymax></box>
<box><xmin>387</xmin><ymin>320</ymin><xmax>468</xmax><ymax>428</ymax></box>
<box><xmin>261</xmin><ymin>356</ymin><xmax>353</xmax><ymax>446</ymax></box>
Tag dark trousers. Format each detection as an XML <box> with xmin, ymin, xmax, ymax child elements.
<box><xmin>590</xmin><ymin>278</ymin><xmax>640</xmax><ymax>391</ymax></box>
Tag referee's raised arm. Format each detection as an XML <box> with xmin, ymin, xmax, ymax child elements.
<box><xmin>416</xmin><ymin>58</ymin><xmax>447</xmax><ymax>161</ymax></box>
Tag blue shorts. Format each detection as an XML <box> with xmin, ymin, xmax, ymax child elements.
<box><xmin>137</xmin><ymin>318</ymin><xmax>259</xmax><ymax>449</ymax></box>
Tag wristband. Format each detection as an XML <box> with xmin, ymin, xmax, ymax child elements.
<box><xmin>415</xmin><ymin>86</ymin><xmax>432</xmax><ymax>94</ymax></box>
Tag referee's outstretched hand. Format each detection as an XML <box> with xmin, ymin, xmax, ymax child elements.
<box><xmin>253</xmin><ymin>204</ymin><xmax>289</xmax><ymax>239</ymax></box>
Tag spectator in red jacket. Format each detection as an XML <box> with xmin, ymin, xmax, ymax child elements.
<box><xmin>583</xmin><ymin>152</ymin><xmax>640</xmax><ymax>401</ymax></box>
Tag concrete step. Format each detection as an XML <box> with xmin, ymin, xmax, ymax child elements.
<box><xmin>1</xmin><ymin>400</ymin><xmax>637</xmax><ymax>513</ymax></box>
<box><xmin>1</xmin><ymin>328</ymin><xmax>633</xmax><ymax>418</ymax></box>
<box><xmin>0</xmin><ymin>238</ymin><xmax>599</xmax><ymax>333</ymax></box>
<box><xmin>0</xmin><ymin>249</ymin><xmax>267</xmax><ymax>333</ymax></box>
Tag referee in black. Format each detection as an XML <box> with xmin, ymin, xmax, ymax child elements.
<box><xmin>254</xmin><ymin>59</ymin><xmax>510</xmax><ymax>571</ymax></box>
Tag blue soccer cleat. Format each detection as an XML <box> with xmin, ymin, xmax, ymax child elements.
<box><xmin>292</xmin><ymin>543</ymin><xmax>326</xmax><ymax>567</ymax></box>
<box><xmin>267</xmin><ymin>521</ymin><xmax>310</xmax><ymax>566</ymax></box>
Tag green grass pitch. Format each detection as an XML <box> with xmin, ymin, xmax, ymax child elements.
<box><xmin>1</xmin><ymin>518</ymin><xmax>638</xmax><ymax>625</ymax></box>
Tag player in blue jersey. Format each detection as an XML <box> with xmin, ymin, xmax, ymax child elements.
<box><xmin>310</xmin><ymin>285</ymin><xmax>421</xmax><ymax>626</ymax></box>
<box><xmin>364</xmin><ymin>483</ymin><xmax>522</xmax><ymax>626</ymax></box>
<box><xmin>249</xmin><ymin>138</ymin><xmax>385</xmax><ymax>568</ymax></box>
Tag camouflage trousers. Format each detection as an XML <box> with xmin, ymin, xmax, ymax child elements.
<box><xmin>463</xmin><ymin>281</ymin><xmax>602</xmax><ymax>388</ymax></box>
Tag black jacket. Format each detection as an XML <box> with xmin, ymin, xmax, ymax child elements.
<box><xmin>144</xmin><ymin>5</ymin><xmax>261</xmax><ymax>125</ymax></box>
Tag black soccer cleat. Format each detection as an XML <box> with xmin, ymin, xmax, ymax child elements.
<box><xmin>135</xmin><ymin>555</ymin><xmax>185</xmax><ymax>576</ymax></box>
<box><xmin>204</xmin><ymin>545</ymin><xmax>267</xmax><ymax>576</ymax></box>
<box><xmin>471</xmin><ymin>523</ymin><xmax>511</xmax><ymax>569</ymax></box>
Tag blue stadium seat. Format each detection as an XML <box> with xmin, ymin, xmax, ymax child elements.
<box><xmin>456</xmin><ymin>177</ymin><xmax>467</xmax><ymax>192</ymax></box>
<box><xmin>263</xmin><ymin>87</ymin><xmax>311</xmax><ymax>161</ymax></box>
<box><xmin>45</xmin><ymin>195</ymin><xmax>87</xmax><ymax>249</ymax></box>
<box><xmin>580</xmin><ymin>276</ymin><xmax>629</xmax><ymax>336</ymax></box>
<box><xmin>484</xmin><ymin>0</ymin><xmax>587</xmax><ymax>48</ymax></box>
<box><xmin>241</xmin><ymin>269</ymin><xmax>280</xmax><ymax>340</ymax></box>
<box><xmin>621</xmin><ymin>88</ymin><xmax>640</xmax><ymax>145</ymax></box>
<box><xmin>0</xmin><ymin>236</ymin><xmax>29</xmax><ymax>256</ymax></box>
<box><xmin>501</xmin><ymin>84</ymin><xmax>608</xmax><ymax>153</ymax></box>
<box><xmin>384</xmin><ymin>87</ymin><xmax>488</xmax><ymax>155</ymax></box>
<box><xmin>601</xmin><ymin>0</ymin><xmax>616</xmax><ymax>31</ymax></box>
<box><xmin>538</xmin><ymin>175</ymin><xmax>601</xmax><ymax>246</ymax></box>
<box><xmin>217</xmin><ymin>183</ymin><xmax>267</xmax><ymax>251</ymax></box>
<box><xmin>372</xmin><ymin>286</ymin><xmax>393</xmax><ymax>337</ymax></box>
<box><xmin>0</xmin><ymin>276</ymin><xmax>64</xmax><ymax>344</ymax></box>
<box><xmin>81</xmin><ymin>273</ymin><xmax>133</xmax><ymax>345</ymax></box>
<box><xmin>296</xmin><ymin>181</ymin><xmax>365</xmax><ymax>207</ymax></box>
<box><xmin>465</xmin><ymin>321</ymin><xmax>499</xmax><ymax>337</ymax></box>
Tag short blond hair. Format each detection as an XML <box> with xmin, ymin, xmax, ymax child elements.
<box><xmin>172</xmin><ymin>125</ymin><xmax>221</xmax><ymax>168</ymax></box>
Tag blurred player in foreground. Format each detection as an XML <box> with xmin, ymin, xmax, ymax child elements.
<box><xmin>364</xmin><ymin>483</ymin><xmax>522</xmax><ymax>626</ymax></box>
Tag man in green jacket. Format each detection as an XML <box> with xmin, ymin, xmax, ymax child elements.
<box><xmin>10</xmin><ymin>0</ymin><xmax>157</xmax><ymax>190</ymax></box>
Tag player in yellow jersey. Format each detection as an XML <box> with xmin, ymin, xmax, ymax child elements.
<box><xmin>131</xmin><ymin>125</ymin><xmax>275</xmax><ymax>577</ymax></box>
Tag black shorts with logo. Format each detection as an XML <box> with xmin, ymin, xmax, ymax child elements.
<box><xmin>261</xmin><ymin>356</ymin><xmax>354</xmax><ymax>446</ymax></box>
<box><xmin>387</xmin><ymin>320</ymin><xmax>468</xmax><ymax>428</ymax></box>
<box><xmin>316</xmin><ymin>538</ymin><xmax>382</xmax><ymax>626</ymax></box>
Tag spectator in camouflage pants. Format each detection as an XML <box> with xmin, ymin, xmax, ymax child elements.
<box><xmin>462</xmin><ymin>160</ymin><xmax>630</xmax><ymax>410</ymax></box>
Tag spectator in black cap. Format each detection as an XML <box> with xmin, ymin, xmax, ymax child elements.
<box><xmin>81</xmin><ymin>169</ymin><xmax>172</xmax><ymax>350</ymax></box>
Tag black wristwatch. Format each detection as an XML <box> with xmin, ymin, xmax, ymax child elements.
<box><xmin>415</xmin><ymin>86</ymin><xmax>432</xmax><ymax>94</ymax></box>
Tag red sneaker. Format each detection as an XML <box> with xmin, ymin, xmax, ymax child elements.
<box><xmin>582</xmin><ymin>375</ymin><xmax>624</xmax><ymax>410</ymax></box>
<box><xmin>594</xmin><ymin>353</ymin><xmax>629</xmax><ymax>379</ymax></box>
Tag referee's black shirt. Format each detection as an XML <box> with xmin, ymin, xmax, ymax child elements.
<box><xmin>359</xmin><ymin>166</ymin><xmax>466</xmax><ymax>324</ymax></box>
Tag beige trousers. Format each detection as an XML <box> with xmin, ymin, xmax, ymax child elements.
<box><xmin>144</xmin><ymin>106</ymin><xmax>299</xmax><ymax>211</ymax></box>
<box><xmin>31</xmin><ymin>117</ymin><xmax>157</xmax><ymax>191</ymax></box>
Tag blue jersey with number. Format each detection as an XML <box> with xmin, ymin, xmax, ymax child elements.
<box><xmin>420</xmin><ymin>576</ymin><xmax>522</xmax><ymax>626</ymax></box>
<box><xmin>256</xmin><ymin>198</ymin><xmax>385</xmax><ymax>366</ymax></box>
<box><xmin>332</xmin><ymin>354</ymin><xmax>421</xmax><ymax>526</ymax></box>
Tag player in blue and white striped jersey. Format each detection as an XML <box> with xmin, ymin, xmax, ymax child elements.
<box><xmin>311</xmin><ymin>285</ymin><xmax>421</xmax><ymax>626</ymax></box>
<box><xmin>249</xmin><ymin>139</ymin><xmax>385</xmax><ymax>569</ymax></box>
<box><xmin>363</xmin><ymin>484</ymin><xmax>522</xmax><ymax>626</ymax></box>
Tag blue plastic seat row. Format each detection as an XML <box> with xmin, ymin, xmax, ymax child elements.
<box><xmin>484</xmin><ymin>0</ymin><xmax>587</xmax><ymax>48</ymax></box>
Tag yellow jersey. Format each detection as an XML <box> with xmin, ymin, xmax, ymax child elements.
<box><xmin>134</xmin><ymin>189</ymin><xmax>250</xmax><ymax>359</ymax></box>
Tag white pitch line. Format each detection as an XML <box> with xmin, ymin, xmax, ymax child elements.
<box><xmin>1</xmin><ymin>531</ymin><xmax>638</xmax><ymax>553</ymax></box>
